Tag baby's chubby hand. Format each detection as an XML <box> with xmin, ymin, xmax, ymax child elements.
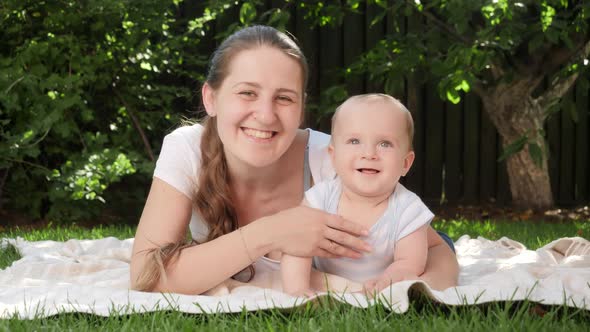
<box><xmin>362</xmin><ymin>271</ymin><xmax>420</xmax><ymax>295</ymax></box>
<box><xmin>286</xmin><ymin>288</ymin><xmax>318</xmax><ymax>298</ymax></box>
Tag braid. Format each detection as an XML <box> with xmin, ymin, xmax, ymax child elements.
<box><xmin>194</xmin><ymin>117</ymin><xmax>255</xmax><ymax>281</ymax></box>
<box><xmin>194</xmin><ymin>117</ymin><xmax>238</xmax><ymax>242</ymax></box>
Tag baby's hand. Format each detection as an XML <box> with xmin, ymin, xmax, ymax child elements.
<box><xmin>286</xmin><ymin>288</ymin><xmax>317</xmax><ymax>298</ymax></box>
<box><xmin>363</xmin><ymin>272</ymin><xmax>420</xmax><ymax>295</ymax></box>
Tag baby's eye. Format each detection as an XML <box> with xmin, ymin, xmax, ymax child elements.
<box><xmin>379</xmin><ymin>141</ymin><xmax>393</xmax><ymax>148</ymax></box>
<box><xmin>347</xmin><ymin>138</ymin><xmax>360</xmax><ymax>145</ymax></box>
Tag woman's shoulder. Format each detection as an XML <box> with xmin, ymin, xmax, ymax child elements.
<box><xmin>307</xmin><ymin>128</ymin><xmax>331</xmax><ymax>148</ymax></box>
<box><xmin>154</xmin><ymin>123</ymin><xmax>204</xmax><ymax>199</ymax></box>
<box><xmin>165</xmin><ymin>123</ymin><xmax>204</xmax><ymax>143</ymax></box>
<box><xmin>305</xmin><ymin>128</ymin><xmax>336</xmax><ymax>183</ymax></box>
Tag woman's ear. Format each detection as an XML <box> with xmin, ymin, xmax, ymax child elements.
<box><xmin>202</xmin><ymin>83</ymin><xmax>217</xmax><ymax>117</ymax></box>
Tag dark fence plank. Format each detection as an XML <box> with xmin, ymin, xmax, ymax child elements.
<box><xmin>364</xmin><ymin>2</ymin><xmax>385</xmax><ymax>93</ymax></box>
<box><xmin>318</xmin><ymin>25</ymin><xmax>342</xmax><ymax>132</ymax></box>
<box><xmin>423</xmin><ymin>83</ymin><xmax>444</xmax><ymax>205</ymax></box>
<box><xmin>463</xmin><ymin>94</ymin><xmax>480</xmax><ymax>204</ymax></box>
<box><xmin>402</xmin><ymin>14</ymin><xmax>425</xmax><ymax>196</ymax></box>
<box><xmin>295</xmin><ymin>7</ymin><xmax>319</xmax><ymax>128</ymax></box>
<box><xmin>343</xmin><ymin>11</ymin><xmax>365</xmax><ymax>95</ymax></box>
<box><xmin>444</xmin><ymin>101</ymin><xmax>463</xmax><ymax>203</ymax></box>
<box><xmin>575</xmin><ymin>83</ymin><xmax>588</xmax><ymax>203</ymax></box>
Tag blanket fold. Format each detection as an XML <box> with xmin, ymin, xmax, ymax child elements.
<box><xmin>0</xmin><ymin>235</ymin><xmax>588</xmax><ymax>319</ymax></box>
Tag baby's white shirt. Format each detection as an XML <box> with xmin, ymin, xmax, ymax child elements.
<box><xmin>307</xmin><ymin>178</ymin><xmax>434</xmax><ymax>282</ymax></box>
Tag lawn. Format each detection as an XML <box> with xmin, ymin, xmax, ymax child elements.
<box><xmin>0</xmin><ymin>219</ymin><xmax>589</xmax><ymax>331</ymax></box>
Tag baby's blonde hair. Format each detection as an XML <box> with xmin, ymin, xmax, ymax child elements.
<box><xmin>331</xmin><ymin>93</ymin><xmax>414</xmax><ymax>150</ymax></box>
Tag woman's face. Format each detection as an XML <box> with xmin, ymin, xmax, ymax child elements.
<box><xmin>203</xmin><ymin>46</ymin><xmax>304</xmax><ymax>170</ymax></box>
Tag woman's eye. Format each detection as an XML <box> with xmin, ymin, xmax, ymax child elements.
<box><xmin>239</xmin><ymin>91</ymin><xmax>256</xmax><ymax>97</ymax></box>
<box><xmin>276</xmin><ymin>95</ymin><xmax>294</xmax><ymax>105</ymax></box>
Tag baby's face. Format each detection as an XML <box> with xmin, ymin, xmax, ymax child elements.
<box><xmin>329</xmin><ymin>99</ymin><xmax>414</xmax><ymax>198</ymax></box>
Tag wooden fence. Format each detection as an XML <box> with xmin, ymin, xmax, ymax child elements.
<box><xmin>186</xmin><ymin>2</ymin><xmax>590</xmax><ymax>207</ymax></box>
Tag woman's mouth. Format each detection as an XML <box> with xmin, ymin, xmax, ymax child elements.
<box><xmin>242</xmin><ymin>127</ymin><xmax>277</xmax><ymax>139</ymax></box>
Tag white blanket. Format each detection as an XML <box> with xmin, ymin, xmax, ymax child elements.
<box><xmin>0</xmin><ymin>235</ymin><xmax>589</xmax><ymax>319</ymax></box>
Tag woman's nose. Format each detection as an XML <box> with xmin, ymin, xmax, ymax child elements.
<box><xmin>253</xmin><ymin>98</ymin><xmax>277</xmax><ymax>124</ymax></box>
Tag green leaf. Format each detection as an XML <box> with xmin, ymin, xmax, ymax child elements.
<box><xmin>528</xmin><ymin>142</ymin><xmax>544</xmax><ymax>169</ymax></box>
<box><xmin>267</xmin><ymin>9</ymin><xmax>290</xmax><ymax>29</ymax></box>
<box><xmin>446</xmin><ymin>90</ymin><xmax>461</xmax><ymax>104</ymax></box>
<box><xmin>240</xmin><ymin>2</ymin><xmax>257</xmax><ymax>25</ymax></box>
<box><xmin>498</xmin><ymin>135</ymin><xmax>528</xmax><ymax>162</ymax></box>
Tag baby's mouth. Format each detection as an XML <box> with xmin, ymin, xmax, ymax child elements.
<box><xmin>357</xmin><ymin>168</ymin><xmax>379</xmax><ymax>174</ymax></box>
<box><xmin>242</xmin><ymin>127</ymin><xmax>277</xmax><ymax>139</ymax></box>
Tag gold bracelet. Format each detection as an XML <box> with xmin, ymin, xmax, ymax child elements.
<box><xmin>239</xmin><ymin>227</ymin><xmax>255</xmax><ymax>264</ymax></box>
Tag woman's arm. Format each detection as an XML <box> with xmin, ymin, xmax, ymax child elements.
<box><xmin>130</xmin><ymin>178</ymin><xmax>265</xmax><ymax>294</ymax></box>
<box><xmin>131</xmin><ymin>178</ymin><xmax>372</xmax><ymax>295</ymax></box>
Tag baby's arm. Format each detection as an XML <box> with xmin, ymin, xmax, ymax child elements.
<box><xmin>280</xmin><ymin>199</ymin><xmax>315</xmax><ymax>296</ymax></box>
<box><xmin>364</xmin><ymin>225</ymin><xmax>428</xmax><ymax>292</ymax></box>
<box><xmin>281</xmin><ymin>254</ymin><xmax>313</xmax><ymax>296</ymax></box>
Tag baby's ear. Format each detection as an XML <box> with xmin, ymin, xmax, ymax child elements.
<box><xmin>401</xmin><ymin>151</ymin><xmax>415</xmax><ymax>176</ymax></box>
<box><xmin>328</xmin><ymin>142</ymin><xmax>336</xmax><ymax>163</ymax></box>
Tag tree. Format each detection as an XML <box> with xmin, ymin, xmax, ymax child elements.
<box><xmin>351</xmin><ymin>0</ymin><xmax>590</xmax><ymax>209</ymax></box>
<box><xmin>0</xmin><ymin>0</ymin><xmax>205</xmax><ymax>219</ymax></box>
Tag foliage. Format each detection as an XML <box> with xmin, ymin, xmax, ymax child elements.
<box><xmin>0</xmin><ymin>0</ymin><xmax>207</xmax><ymax>220</ymax></box>
<box><xmin>2</xmin><ymin>0</ymin><xmax>589</xmax><ymax>219</ymax></box>
<box><xmin>347</xmin><ymin>0</ymin><xmax>590</xmax><ymax>147</ymax></box>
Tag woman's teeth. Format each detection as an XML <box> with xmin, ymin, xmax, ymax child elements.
<box><xmin>243</xmin><ymin>128</ymin><xmax>274</xmax><ymax>139</ymax></box>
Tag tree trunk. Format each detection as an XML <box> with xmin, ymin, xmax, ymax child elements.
<box><xmin>480</xmin><ymin>80</ymin><xmax>554</xmax><ymax>210</ymax></box>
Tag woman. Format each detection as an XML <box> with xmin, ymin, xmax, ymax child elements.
<box><xmin>130</xmin><ymin>25</ymin><xmax>458</xmax><ymax>295</ymax></box>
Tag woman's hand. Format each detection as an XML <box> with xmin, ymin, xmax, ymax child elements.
<box><xmin>262</xmin><ymin>205</ymin><xmax>372</xmax><ymax>259</ymax></box>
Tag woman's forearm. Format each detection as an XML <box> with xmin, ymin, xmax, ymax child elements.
<box><xmin>149</xmin><ymin>219</ymin><xmax>275</xmax><ymax>295</ymax></box>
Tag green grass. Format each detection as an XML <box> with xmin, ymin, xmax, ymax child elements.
<box><xmin>1</xmin><ymin>219</ymin><xmax>589</xmax><ymax>330</ymax></box>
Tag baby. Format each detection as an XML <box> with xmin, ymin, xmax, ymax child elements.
<box><xmin>281</xmin><ymin>93</ymin><xmax>434</xmax><ymax>295</ymax></box>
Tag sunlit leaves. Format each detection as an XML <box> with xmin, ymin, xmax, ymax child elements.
<box><xmin>541</xmin><ymin>3</ymin><xmax>556</xmax><ymax>31</ymax></box>
<box><xmin>52</xmin><ymin>150</ymin><xmax>136</xmax><ymax>203</ymax></box>
<box><xmin>240</xmin><ymin>2</ymin><xmax>257</xmax><ymax>24</ymax></box>
<box><xmin>481</xmin><ymin>0</ymin><xmax>510</xmax><ymax>26</ymax></box>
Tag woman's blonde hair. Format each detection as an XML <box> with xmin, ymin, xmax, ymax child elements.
<box><xmin>134</xmin><ymin>25</ymin><xmax>309</xmax><ymax>291</ymax></box>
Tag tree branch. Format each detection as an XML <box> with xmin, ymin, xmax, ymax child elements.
<box><xmin>114</xmin><ymin>90</ymin><xmax>155</xmax><ymax>162</ymax></box>
<box><xmin>536</xmin><ymin>39</ymin><xmax>590</xmax><ymax>113</ymax></box>
<box><xmin>0</xmin><ymin>157</ymin><xmax>51</xmax><ymax>172</ymax></box>
<box><xmin>405</xmin><ymin>0</ymin><xmax>471</xmax><ymax>45</ymax></box>
<box><xmin>535</xmin><ymin>37</ymin><xmax>590</xmax><ymax>79</ymax></box>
